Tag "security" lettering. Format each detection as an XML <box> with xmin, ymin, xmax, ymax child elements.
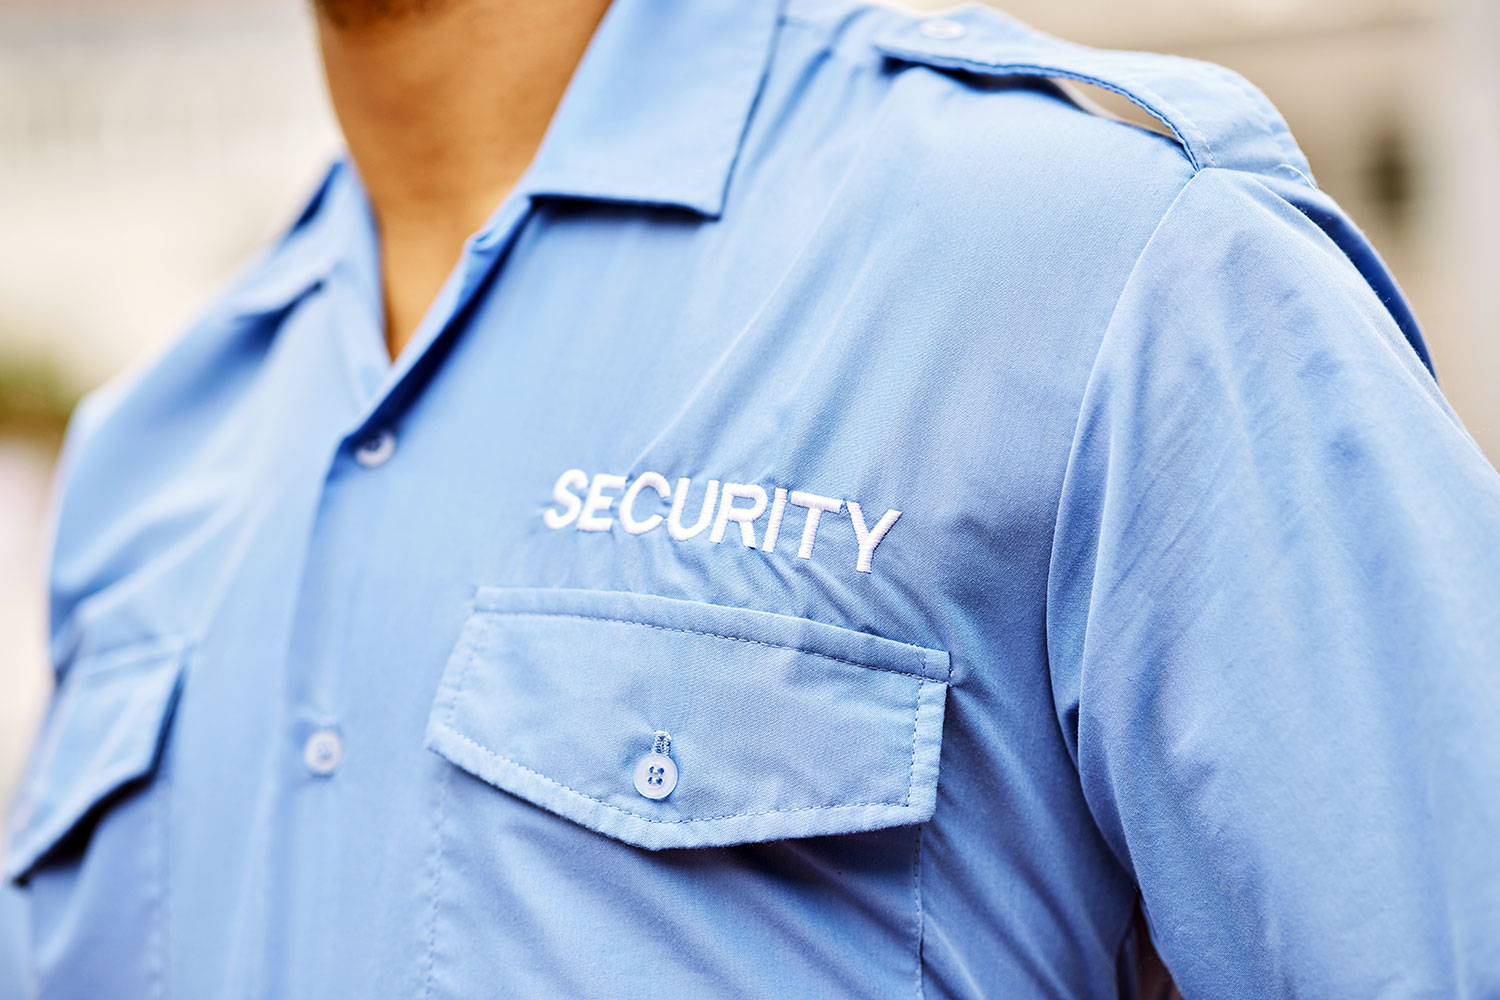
<box><xmin>542</xmin><ymin>469</ymin><xmax>901</xmax><ymax>574</ymax></box>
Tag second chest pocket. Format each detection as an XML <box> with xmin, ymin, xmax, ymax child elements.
<box><xmin>424</xmin><ymin>587</ymin><xmax>951</xmax><ymax>850</ymax></box>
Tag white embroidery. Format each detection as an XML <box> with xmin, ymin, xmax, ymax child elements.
<box><xmin>788</xmin><ymin>491</ymin><xmax>842</xmax><ymax>560</ymax></box>
<box><xmin>761</xmin><ymin>487</ymin><xmax>788</xmax><ymax>554</ymax></box>
<box><xmin>710</xmin><ymin>483</ymin><xmax>768</xmax><ymax>547</ymax></box>
<box><xmin>667</xmin><ymin>477</ymin><xmax>720</xmax><ymax>541</ymax></box>
<box><xmin>621</xmin><ymin>472</ymin><xmax>671</xmax><ymax>535</ymax></box>
<box><xmin>847</xmin><ymin>501</ymin><xmax>901</xmax><ymax>573</ymax></box>
<box><xmin>542</xmin><ymin>468</ymin><xmax>589</xmax><ymax>529</ymax></box>
<box><xmin>543</xmin><ymin>469</ymin><xmax>904</xmax><ymax>576</ymax></box>
<box><xmin>578</xmin><ymin>473</ymin><xmax>627</xmax><ymax>532</ymax></box>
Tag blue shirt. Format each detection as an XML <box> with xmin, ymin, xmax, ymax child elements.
<box><xmin>7</xmin><ymin>1</ymin><xmax>1500</xmax><ymax>996</ymax></box>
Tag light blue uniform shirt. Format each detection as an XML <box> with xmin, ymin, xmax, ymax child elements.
<box><xmin>6</xmin><ymin>0</ymin><xmax>1499</xmax><ymax>996</ymax></box>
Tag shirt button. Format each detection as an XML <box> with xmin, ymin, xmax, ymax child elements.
<box><xmin>632</xmin><ymin>752</ymin><xmax>678</xmax><ymax>800</ymax></box>
<box><xmin>353</xmin><ymin>428</ymin><xmax>396</xmax><ymax>468</ymax></box>
<box><xmin>303</xmin><ymin>729</ymin><xmax>344</xmax><ymax>776</ymax></box>
<box><xmin>918</xmin><ymin>17</ymin><xmax>965</xmax><ymax>39</ymax></box>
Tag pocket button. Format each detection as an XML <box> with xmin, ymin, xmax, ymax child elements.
<box><xmin>632</xmin><ymin>752</ymin><xmax>678</xmax><ymax>800</ymax></box>
<box><xmin>303</xmin><ymin>729</ymin><xmax>344</xmax><ymax>776</ymax></box>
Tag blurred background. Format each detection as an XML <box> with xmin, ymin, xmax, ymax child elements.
<box><xmin>1</xmin><ymin>0</ymin><xmax>1497</xmax><ymax>814</ymax></box>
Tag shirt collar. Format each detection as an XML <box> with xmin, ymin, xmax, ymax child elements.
<box><xmin>518</xmin><ymin>0</ymin><xmax>784</xmax><ymax>218</ymax></box>
<box><xmin>221</xmin><ymin>158</ymin><xmax>369</xmax><ymax>318</ymax></box>
<box><xmin>226</xmin><ymin>0</ymin><xmax>783</xmax><ymax>318</ymax></box>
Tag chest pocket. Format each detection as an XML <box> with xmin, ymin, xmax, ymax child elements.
<box><xmin>4</xmin><ymin>637</ymin><xmax>187</xmax><ymax>884</ymax></box>
<box><xmin>424</xmin><ymin>587</ymin><xmax>951</xmax><ymax>850</ymax></box>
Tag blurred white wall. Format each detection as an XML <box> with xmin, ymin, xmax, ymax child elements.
<box><xmin>0</xmin><ymin>0</ymin><xmax>339</xmax><ymax>810</ymax></box>
<box><xmin>0</xmin><ymin>440</ymin><xmax>53</xmax><ymax>814</ymax></box>
<box><xmin>1</xmin><ymin>0</ymin><xmax>1497</xmax><ymax>811</ymax></box>
<box><xmin>0</xmin><ymin>3</ymin><xmax>340</xmax><ymax>390</ymax></box>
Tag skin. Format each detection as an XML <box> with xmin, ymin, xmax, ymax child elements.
<box><xmin>314</xmin><ymin>0</ymin><xmax>614</xmax><ymax>359</ymax></box>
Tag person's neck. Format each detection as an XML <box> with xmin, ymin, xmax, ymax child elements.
<box><xmin>317</xmin><ymin>0</ymin><xmax>612</xmax><ymax>359</ymax></box>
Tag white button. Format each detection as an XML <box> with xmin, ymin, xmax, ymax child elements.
<box><xmin>918</xmin><ymin>17</ymin><xmax>965</xmax><ymax>39</ymax></box>
<box><xmin>633</xmin><ymin>752</ymin><xmax>678</xmax><ymax>800</ymax></box>
<box><xmin>354</xmin><ymin>429</ymin><xmax>396</xmax><ymax>468</ymax></box>
<box><xmin>303</xmin><ymin>729</ymin><xmax>344</xmax><ymax>776</ymax></box>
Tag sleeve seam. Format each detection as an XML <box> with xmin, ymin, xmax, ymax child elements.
<box><xmin>1039</xmin><ymin>166</ymin><xmax>1215</xmax><ymax>763</ymax></box>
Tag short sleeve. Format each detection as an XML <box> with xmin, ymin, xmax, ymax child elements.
<box><xmin>1046</xmin><ymin>167</ymin><xmax>1500</xmax><ymax>995</ymax></box>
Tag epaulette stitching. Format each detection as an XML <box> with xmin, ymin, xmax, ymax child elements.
<box><xmin>907</xmin><ymin>53</ymin><xmax>1218</xmax><ymax>171</ymax></box>
<box><xmin>871</xmin><ymin>5</ymin><xmax>1316</xmax><ymax>185</ymax></box>
<box><xmin>1022</xmin><ymin>60</ymin><xmax>1215</xmax><ymax>171</ymax></box>
<box><xmin>1035</xmin><ymin>42</ymin><xmax>1224</xmax><ymax>171</ymax></box>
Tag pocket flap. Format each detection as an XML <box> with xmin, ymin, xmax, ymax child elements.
<box><xmin>4</xmin><ymin>638</ymin><xmax>186</xmax><ymax>883</ymax></box>
<box><xmin>425</xmin><ymin>588</ymin><xmax>951</xmax><ymax>850</ymax></box>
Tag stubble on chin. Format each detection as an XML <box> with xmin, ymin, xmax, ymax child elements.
<box><xmin>313</xmin><ymin>0</ymin><xmax>450</xmax><ymax>30</ymax></box>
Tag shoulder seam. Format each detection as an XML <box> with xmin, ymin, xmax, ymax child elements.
<box><xmin>1042</xmin><ymin>165</ymin><xmax>1212</xmax><ymax>727</ymax></box>
<box><xmin>1046</xmin><ymin>165</ymin><xmax>1205</xmax><ymax>560</ymax></box>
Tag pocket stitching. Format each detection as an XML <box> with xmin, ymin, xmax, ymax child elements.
<box><xmin>483</xmin><ymin>609</ymin><xmax>937</xmax><ymax>681</ymax></box>
<box><xmin>5</xmin><ymin>640</ymin><xmax>188</xmax><ymax>883</ymax></box>
<box><xmin>905</xmin><ymin>679</ymin><xmax>924</xmax><ymax>808</ymax></box>
<box><xmin>432</xmin><ymin>720</ymin><xmax>923</xmax><ymax>824</ymax></box>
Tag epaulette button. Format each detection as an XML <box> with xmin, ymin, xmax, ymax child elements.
<box><xmin>917</xmin><ymin>17</ymin><xmax>965</xmax><ymax>40</ymax></box>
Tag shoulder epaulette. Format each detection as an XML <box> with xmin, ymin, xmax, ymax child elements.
<box><xmin>871</xmin><ymin>4</ymin><xmax>1316</xmax><ymax>187</ymax></box>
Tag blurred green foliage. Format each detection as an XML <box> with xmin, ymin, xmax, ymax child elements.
<box><xmin>0</xmin><ymin>352</ymin><xmax>79</xmax><ymax>442</ymax></box>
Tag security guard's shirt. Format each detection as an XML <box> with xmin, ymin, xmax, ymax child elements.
<box><xmin>7</xmin><ymin>0</ymin><xmax>1500</xmax><ymax>997</ymax></box>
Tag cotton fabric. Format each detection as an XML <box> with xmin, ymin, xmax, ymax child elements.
<box><xmin>5</xmin><ymin>1</ymin><xmax>1499</xmax><ymax>997</ymax></box>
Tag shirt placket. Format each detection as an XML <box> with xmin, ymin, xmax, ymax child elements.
<box><xmin>262</xmin><ymin>190</ymin><xmax>537</xmax><ymax>995</ymax></box>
